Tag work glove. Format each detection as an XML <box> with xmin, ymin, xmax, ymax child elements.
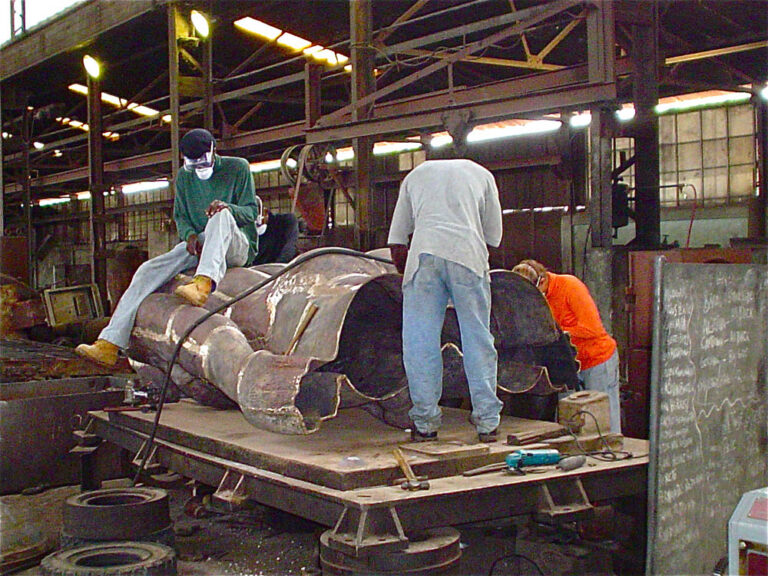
<box><xmin>186</xmin><ymin>234</ymin><xmax>202</xmax><ymax>256</ymax></box>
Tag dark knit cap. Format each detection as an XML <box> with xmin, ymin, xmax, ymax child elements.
<box><xmin>180</xmin><ymin>128</ymin><xmax>215</xmax><ymax>159</ymax></box>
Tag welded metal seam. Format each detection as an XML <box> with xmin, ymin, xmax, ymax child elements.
<box><xmin>199</xmin><ymin>324</ymin><xmax>244</xmax><ymax>381</ymax></box>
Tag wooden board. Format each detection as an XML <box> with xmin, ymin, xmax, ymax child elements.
<box><xmin>102</xmin><ymin>402</ymin><xmax>566</xmax><ymax>491</ymax></box>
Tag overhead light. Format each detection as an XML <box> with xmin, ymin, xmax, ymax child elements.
<box><xmin>569</xmin><ymin>112</ymin><xmax>592</xmax><ymax>128</ymax></box>
<box><xmin>235</xmin><ymin>17</ymin><xmax>349</xmax><ymax>69</ymax></box>
<box><xmin>655</xmin><ymin>91</ymin><xmax>751</xmax><ymax>113</ymax></box>
<box><xmin>249</xmin><ymin>159</ymin><xmax>282</xmax><ymax>173</ymax></box>
<box><xmin>38</xmin><ymin>197</ymin><xmax>71</xmax><ymax>207</ymax></box>
<box><xmin>190</xmin><ymin>10</ymin><xmax>209</xmax><ymax>38</ymax></box>
<box><xmin>122</xmin><ymin>180</ymin><xmax>169</xmax><ymax>194</ymax></box>
<box><xmin>616</xmin><ymin>106</ymin><xmax>636</xmax><ymax>122</ymax></box>
<box><xmin>56</xmin><ymin>116</ymin><xmax>120</xmax><ymax>140</ymax></box>
<box><xmin>761</xmin><ymin>84</ymin><xmax>768</xmax><ymax>101</ymax></box>
<box><xmin>234</xmin><ymin>17</ymin><xmax>281</xmax><ymax>41</ymax></box>
<box><xmin>83</xmin><ymin>54</ymin><xmax>101</xmax><ymax>79</ymax></box>
<box><xmin>1</xmin><ymin>132</ymin><xmax>11</xmax><ymax>139</ymax></box>
<box><xmin>69</xmin><ymin>84</ymin><xmax>167</xmax><ymax>122</ymax></box>
<box><xmin>277</xmin><ymin>32</ymin><xmax>312</xmax><ymax>52</ymax></box>
<box><xmin>33</xmin><ymin>141</ymin><xmax>45</xmax><ymax>150</ymax></box>
<box><xmin>54</xmin><ymin>149</ymin><xmax>63</xmax><ymax>157</ymax></box>
<box><xmin>468</xmin><ymin>120</ymin><xmax>561</xmax><ymax>143</ymax></box>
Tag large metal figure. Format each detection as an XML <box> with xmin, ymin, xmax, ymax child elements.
<box><xmin>126</xmin><ymin>249</ymin><xmax>577</xmax><ymax>434</ymax></box>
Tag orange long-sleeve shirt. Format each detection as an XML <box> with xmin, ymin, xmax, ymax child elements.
<box><xmin>544</xmin><ymin>272</ymin><xmax>617</xmax><ymax>370</ymax></box>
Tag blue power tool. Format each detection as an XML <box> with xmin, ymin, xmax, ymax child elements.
<box><xmin>505</xmin><ymin>449</ymin><xmax>562</xmax><ymax>470</ymax></box>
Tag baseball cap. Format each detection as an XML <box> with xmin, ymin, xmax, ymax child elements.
<box><xmin>180</xmin><ymin>129</ymin><xmax>215</xmax><ymax>170</ymax></box>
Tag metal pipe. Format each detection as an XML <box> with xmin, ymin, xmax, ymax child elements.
<box><xmin>645</xmin><ymin>254</ymin><xmax>666</xmax><ymax>574</ymax></box>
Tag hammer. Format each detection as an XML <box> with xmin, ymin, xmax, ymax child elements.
<box><xmin>393</xmin><ymin>448</ymin><xmax>430</xmax><ymax>491</ymax></box>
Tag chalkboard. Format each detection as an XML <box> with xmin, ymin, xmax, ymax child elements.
<box><xmin>647</xmin><ymin>261</ymin><xmax>768</xmax><ymax>576</ymax></box>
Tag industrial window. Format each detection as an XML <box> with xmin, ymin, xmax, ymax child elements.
<box><xmin>613</xmin><ymin>103</ymin><xmax>756</xmax><ymax>207</ymax></box>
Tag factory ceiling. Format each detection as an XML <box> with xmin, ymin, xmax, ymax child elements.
<box><xmin>1</xmin><ymin>0</ymin><xmax>766</xmax><ymax>201</ymax></box>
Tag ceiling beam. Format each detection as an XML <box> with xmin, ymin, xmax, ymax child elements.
<box><xmin>0</xmin><ymin>0</ymin><xmax>158</xmax><ymax>81</ymax></box>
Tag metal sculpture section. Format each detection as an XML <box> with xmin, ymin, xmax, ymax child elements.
<box><xmin>126</xmin><ymin>249</ymin><xmax>578</xmax><ymax>434</ymax></box>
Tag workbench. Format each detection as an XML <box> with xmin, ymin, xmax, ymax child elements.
<box><xmin>88</xmin><ymin>400</ymin><xmax>649</xmax><ymax>573</ymax></box>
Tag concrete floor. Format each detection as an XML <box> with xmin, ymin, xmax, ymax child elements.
<box><xmin>2</xmin><ymin>476</ymin><xmax>639</xmax><ymax>575</ymax></box>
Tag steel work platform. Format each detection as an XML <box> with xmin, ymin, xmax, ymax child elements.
<box><xmin>88</xmin><ymin>400</ymin><xmax>648</xmax><ymax>572</ymax></box>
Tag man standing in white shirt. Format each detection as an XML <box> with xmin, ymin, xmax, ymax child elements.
<box><xmin>387</xmin><ymin>158</ymin><xmax>503</xmax><ymax>443</ymax></box>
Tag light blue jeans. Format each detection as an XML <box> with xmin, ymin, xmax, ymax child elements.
<box><xmin>578</xmin><ymin>348</ymin><xmax>621</xmax><ymax>433</ymax></box>
<box><xmin>100</xmin><ymin>209</ymin><xmax>249</xmax><ymax>349</ymax></box>
<box><xmin>402</xmin><ymin>254</ymin><xmax>502</xmax><ymax>435</ymax></box>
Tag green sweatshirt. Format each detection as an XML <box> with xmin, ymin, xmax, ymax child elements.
<box><xmin>173</xmin><ymin>155</ymin><xmax>260</xmax><ymax>265</ymax></box>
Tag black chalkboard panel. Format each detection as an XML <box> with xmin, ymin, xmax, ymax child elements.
<box><xmin>647</xmin><ymin>261</ymin><xmax>767</xmax><ymax>576</ymax></box>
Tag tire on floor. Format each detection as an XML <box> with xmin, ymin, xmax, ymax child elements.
<box><xmin>40</xmin><ymin>541</ymin><xmax>176</xmax><ymax>576</ymax></box>
<box><xmin>62</xmin><ymin>487</ymin><xmax>172</xmax><ymax>543</ymax></box>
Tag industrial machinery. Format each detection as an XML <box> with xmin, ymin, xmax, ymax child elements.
<box><xmin>728</xmin><ymin>487</ymin><xmax>768</xmax><ymax>576</ymax></box>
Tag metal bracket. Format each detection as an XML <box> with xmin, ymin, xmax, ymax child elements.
<box><xmin>325</xmin><ymin>505</ymin><xmax>409</xmax><ymax>557</ymax></box>
<box><xmin>131</xmin><ymin>439</ymin><xmax>163</xmax><ymax>474</ymax></box>
<box><xmin>213</xmin><ymin>469</ymin><xmax>249</xmax><ymax>510</ymax></box>
<box><xmin>537</xmin><ymin>477</ymin><xmax>594</xmax><ymax>524</ymax></box>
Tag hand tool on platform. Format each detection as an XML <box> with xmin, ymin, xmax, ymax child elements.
<box><xmin>463</xmin><ymin>451</ymin><xmax>586</xmax><ymax>477</ymax></box>
<box><xmin>505</xmin><ymin>449</ymin><xmax>562</xmax><ymax>471</ymax></box>
<box><xmin>393</xmin><ymin>448</ymin><xmax>430</xmax><ymax>491</ymax></box>
<box><xmin>504</xmin><ymin>449</ymin><xmax>587</xmax><ymax>475</ymax></box>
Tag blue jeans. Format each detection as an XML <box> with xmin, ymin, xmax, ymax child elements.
<box><xmin>402</xmin><ymin>254</ymin><xmax>502</xmax><ymax>435</ymax></box>
<box><xmin>578</xmin><ymin>348</ymin><xmax>621</xmax><ymax>433</ymax></box>
<box><xmin>100</xmin><ymin>210</ymin><xmax>249</xmax><ymax>348</ymax></box>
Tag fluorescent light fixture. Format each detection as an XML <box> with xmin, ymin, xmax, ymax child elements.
<box><xmin>54</xmin><ymin>149</ymin><xmax>63</xmax><ymax>157</ymax></box>
<box><xmin>655</xmin><ymin>91</ymin><xmax>751</xmax><ymax>113</ymax></box>
<box><xmin>569</xmin><ymin>112</ymin><xmax>591</xmax><ymax>128</ymax></box>
<box><xmin>162</xmin><ymin>114</ymin><xmax>172</xmax><ymax>123</ymax></box>
<box><xmin>56</xmin><ymin>116</ymin><xmax>120</xmax><ymax>140</ymax></box>
<box><xmin>234</xmin><ymin>17</ymin><xmax>281</xmax><ymax>41</ymax></box>
<box><xmin>430</xmin><ymin>134</ymin><xmax>454</xmax><ymax>149</ymax></box>
<box><xmin>312</xmin><ymin>48</ymin><xmax>337</xmax><ymax>64</ymax></box>
<box><xmin>33</xmin><ymin>141</ymin><xmax>45</xmax><ymax>150</ymax></box>
<box><xmin>235</xmin><ymin>17</ymin><xmax>349</xmax><ymax>69</ymax></box>
<box><xmin>616</xmin><ymin>106</ymin><xmax>636</xmax><ymax>122</ymax></box>
<box><xmin>333</xmin><ymin>148</ymin><xmax>353</xmax><ymax>162</ymax></box>
<box><xmin>76</xmin><ymin>191</ymin><xmax>91</xmax><ymax>200</ymax></box>
<box><xmin>373</xmin><ymin>141</ymin><xmax>422</xmax><ymax>155</ymax></box>
<box><xmin>122</xmin><ymin>180</ymin><xmax>169</xmax><ymax>194</ymax></box>
<box><xmin>277</xmin><ymin>32</ymin><xmax>312</xmax><ymax>51</ymax></box>
<box><xmin>125</xmin><ymin>102</ymin><xmax>162</xmax><ymax>117</ymax></box>
<box><xmin>249</xmin><ymin>159</ymin><xmax>282</xmax><ymax>173</ymax></box>
<box><xmin>468</xmin><ymin>120</ymin><xmax>561</xmax><ymax>143</ymax></box>
<box><xmin>83</xmin><ymin>54</ymin><xmax>101</xmax><ymax>79</ymax></box>
<box><xmin>38</xmin><ymin>197</ymin><xmax>71</xmax><ymax>207</ymax></box>
<box><xmin>190</xmin><ymin>10</ymin><xmax>209</xmax><ymax>38</ymax></box>
<box><xmin>761</xmin><ymin>84</ymin><xmax>768</xmax><ymax>101</ymax></box>
<box><xmin>69</xmin><ymin>84</ymin><xmax>163</xmax><ymax>120</ymax></box>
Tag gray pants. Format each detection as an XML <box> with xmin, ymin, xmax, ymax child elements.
<box><xmin>99</xmin><ymin>210</ymin><xmax>249</xmax><ymax>348</ymax></box>
<box><xmin>578</xmin><ymin>348</ymin><xmax>621</xmax><ymax>433</ymax></box>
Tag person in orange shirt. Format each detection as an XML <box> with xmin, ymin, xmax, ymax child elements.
<box><xmin>512</xmin><ymin>259</ymin><xmax>621</xmax><ymax>433</ymax></box>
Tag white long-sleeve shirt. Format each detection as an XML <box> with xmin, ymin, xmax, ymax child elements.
<box><xmin>387</xmin><ymin>159</ymin><xmax>503</xmax><ymax>284</ymax></box>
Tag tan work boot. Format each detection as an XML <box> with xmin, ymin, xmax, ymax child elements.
<box><xmin>75</xmin><ymin>339</ymin><xmax>119</xmax><ymax>367</ymax></box>
<box><xmin>174</xmin><ymin>275</ymin><xmax>213</xmax><ymax>307</ymax></box>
